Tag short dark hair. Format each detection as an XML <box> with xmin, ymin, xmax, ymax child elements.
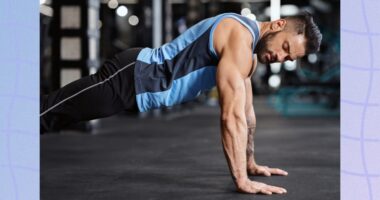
<box><xmin>285</xmin><ymin>12</ymin><xmax>322</xmax><ymax>54</ymax></box>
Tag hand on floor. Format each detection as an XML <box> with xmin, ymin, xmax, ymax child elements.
<box><xmin>247</xmin><ymin>164</ymin><xmax>288</xmax><ymax>176</ymax></box>
<box><xmin>236</xmin><ymin>178</ymin><xmax>287</xmax><ymax>195</ymax></box>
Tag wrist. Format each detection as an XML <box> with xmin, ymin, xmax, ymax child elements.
<box><xmin>247</xmin><ymin>158</ymin><xmax>257</xmax><ymax>167</ymax></box>
<box><xmin>232</xmin><ymin>170</ymin><xmax>249</xmax><ymax>183</ymax></box>
<box><xmin>235</xmin><ymin>176</ymin><xmax>249</xmax><ymax>187</ymax></box>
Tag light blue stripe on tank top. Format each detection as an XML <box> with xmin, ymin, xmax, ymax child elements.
<box><xmin>136</xmin><ymin>66</ymin><xmax>217</xmax><ymax>112</ymax></box>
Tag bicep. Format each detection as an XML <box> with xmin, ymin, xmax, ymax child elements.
<box><xmin>216</xmin><ymin>58</ymin><xmax>246</xmax><ymax>117</ymax></box>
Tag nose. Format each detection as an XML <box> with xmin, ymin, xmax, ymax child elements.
<box><xmin>276</xmin><ymin>51</ymin><xmax>288</xmax><ymax>63</ymax></box>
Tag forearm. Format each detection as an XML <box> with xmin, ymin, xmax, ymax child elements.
<box><xmin>246</xmin><ymin>126</ymin><xmax>257</xmax><ymax>167</ymax></box>
<box><xmin>220</xmin><ymin>114</ymin><xmax>249</xmax><ymax>184</ymax></box>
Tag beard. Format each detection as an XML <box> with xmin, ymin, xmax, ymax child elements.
<box><xmin>254</xmin><ymin>32</ymin><xmax>277</xmax><ymax>64</ymax></box>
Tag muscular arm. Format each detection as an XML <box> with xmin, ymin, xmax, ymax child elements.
<box><xmin>215</xmin><ymin>25</ymin><xmax>251</xmax><ymax>185</ymax></box>
<box><xmin>214</xmin><ymin>18</ymin><xmax>286</xmax><ymax>195</ymax></box>
<box><xmin>217</xmin><ymin>56</ymin><xmax>249</xmax><ymax>184</ymax></box>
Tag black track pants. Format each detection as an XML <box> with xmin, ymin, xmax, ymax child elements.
<box><xmin>40</xmin><ymin>48</ymin><xmax>142</xmax><ymax>132</ymax></box>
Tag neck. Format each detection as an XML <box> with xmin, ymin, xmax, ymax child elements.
<box><xmin>258</xmin><ymin>21</ymin><xmax>272</xmax><ymax>39</ymax></box>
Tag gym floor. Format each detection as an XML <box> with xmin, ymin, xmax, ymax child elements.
<box><xmin>41</xmin><ymin>97</ymin><xmax>339</xmax><ymax>200</ymax></box>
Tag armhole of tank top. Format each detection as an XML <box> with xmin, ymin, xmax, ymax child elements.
<box><xmin>208</xmin><ymin>15</ymin><xmax>257</xmax><ymax>60</ymax></box>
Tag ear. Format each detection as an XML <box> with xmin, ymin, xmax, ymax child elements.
<box><xmin>270</xmin><ymin>19</ymin><xmax>287</xmax><ymax>31</ymax></box>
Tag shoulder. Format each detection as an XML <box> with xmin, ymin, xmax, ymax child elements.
<box><xmin>214</xmin><ymin>19</ymin><xmax>255</xmax><ymax>78</ymax></box>
<box><xmin>213</xmin><ymin>18</ymin><xmax>254</xmax><ymax>57</ymax></box>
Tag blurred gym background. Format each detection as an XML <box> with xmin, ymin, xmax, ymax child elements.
<box><xmin>40</xmin><ymin>1</ymin><xmax>340</xmax><ymax>198</ymax></box>
<box><xmin>40</xmin><ymin>0</ymin><xmax>340</xmax><ymax>128</ymax></box>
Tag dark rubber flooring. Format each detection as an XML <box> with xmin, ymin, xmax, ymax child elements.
<box><xmin>41</xmin><ymin>97</ymin><xmax>340</xmax><ymax>200</ymax></box>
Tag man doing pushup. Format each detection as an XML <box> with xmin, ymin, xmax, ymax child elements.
<box><xmin>41</xmin><ymin>12</ymin><xmax>322</xmax><ymax>195</ymax></box>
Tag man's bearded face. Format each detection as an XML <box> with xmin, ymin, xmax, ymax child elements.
<box><xmin>255</xmin><ymin>31</ymin><xmax>307</xmax><ymax>64</ymax></box>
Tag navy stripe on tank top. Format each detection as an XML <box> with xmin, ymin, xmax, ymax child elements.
<box><xmin>134</xmin><ymin>13</ymin><xmax>260</xmax><ymax>112</ymax></box>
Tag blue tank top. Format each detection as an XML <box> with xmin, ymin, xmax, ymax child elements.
<box><xmin>134</xmin><ymin>13</ymin><xmax>260</xmax><ymax>112</ymax></box>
